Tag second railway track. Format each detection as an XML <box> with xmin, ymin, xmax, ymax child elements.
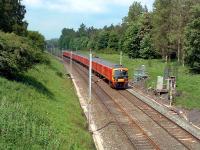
<box><xmin>65</xmin><ymin>59</ymin><xmax>200</xmax><ymax>150</ymax></box>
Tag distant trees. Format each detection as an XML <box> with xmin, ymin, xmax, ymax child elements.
<box><xmin>0</xmin><ymin>0</ymin><xmax>27</xmax><ymax>35</ymax></box>
<box><xmin>59</xmin><ymin>28</ymin><xmax>76</xmax><ymax>49</ymax></box>
<box><xmin>59</xmin><ymin>0</ymin><xmax>200</xmax><ymax>71</ymax></box>
<box><xmin>46</xmin><ymin>39</ymin><xmax>59</xmax><ymax>49</ymax></box>
<box><xmin>123</xmin><ymin>23</ymin><xmax>141</xmax><ymax>58</ymax></box>
<box><xmin>108</xmin><ymin>31</ymin><xmax>119</xmax><ymax>50</ymax></box>
<box><xmin>96</xmin><ymin>30</ymin><xmax>109</xmax><ymax>50</ymax></box>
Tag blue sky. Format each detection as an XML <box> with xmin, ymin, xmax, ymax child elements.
<box><xmin>23</xmin><ymin>0</ymin><xmax>154</xmax><ymax>39</ymax></box>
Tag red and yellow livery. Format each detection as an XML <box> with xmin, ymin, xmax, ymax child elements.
<box><xmin>63</xmin><ymin>51</ymin><xmax>128</xmax><ymax>89</ymax></box>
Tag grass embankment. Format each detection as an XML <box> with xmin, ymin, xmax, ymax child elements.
<box><xmin>83</xmin><ymin>51</ymin><xmax>200</xmax><ymax>109</ymax></box>
<box><xmin>0</xmin><ymin>55</ymin><xmax>95</xmax><ymax>149</ymax></box>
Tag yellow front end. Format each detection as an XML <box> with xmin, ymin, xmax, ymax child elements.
<box><xmin>111</xmin><ymin>68</ymin><xmax>128</xmax><ymax>89</ymax></box>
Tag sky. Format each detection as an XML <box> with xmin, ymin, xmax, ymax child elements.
<box><xmin>22</xmin><ymin>0</ymin><xmax>154</xmax><ymax>40</ymax></box>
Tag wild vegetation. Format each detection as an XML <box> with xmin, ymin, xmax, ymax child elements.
<box><xmin>0</xmin><ymin>1</ymin><xmax>94</xmax><ymax>149</ymax></box>
<box><xmin>0</xmin><ymin>0</ymin><xmax>47</xmax><ymax>77</ymax></box>
<box><xmin>0</xmin><ymin>55</ymin><xmax>94</xmax><ymax>149</ymax></box>
<box><xmin>58</xmin><ymin>0</ymin><xmax>200</xmax><ymax>72</ymax></box>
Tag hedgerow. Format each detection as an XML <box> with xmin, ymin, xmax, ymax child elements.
<box><xmin>0</xmin><ymin>31</ymin><xmax>47</xmax><ymax>77</ymax></box>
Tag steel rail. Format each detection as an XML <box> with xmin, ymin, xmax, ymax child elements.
<box><xmin>70</xmin><ymin>60</ymin><xmax>160</xmax><ymax>150</ymax></box>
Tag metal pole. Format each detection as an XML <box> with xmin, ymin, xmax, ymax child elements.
<box><xmin>88</xmin><ymin>50</ymin><xmax>92</xmax><ymax>131</ymax></box>
<box><xmin>120</xmin><ymin>51</ymin><xmax>123</xmax><ymax>65</ymax></box>
<box><xmin>70</xmin><ymin>51</ymin><xmax>72</xmax><ymax>74</ymax></box>
<box><xmin>61</xmin><ymin>49</ymin><xmax>63</xmax><ymax>60</ymax></box>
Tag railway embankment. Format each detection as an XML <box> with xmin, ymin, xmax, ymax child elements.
<box><xmin>0</xmin><ymin>55</ymin><xmax>94</xmax><ymax>149</ymax></box>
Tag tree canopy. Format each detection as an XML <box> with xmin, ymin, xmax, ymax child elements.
<box><xmin>185</xmin><ymin>4</ymin><xmax>200</xmax><ymax>72</ymax></box>
<box><xmin>0</xmin><ymin>0</ymin><xmax>27</xmax><ymax>35</ymax></box>
<box><xmin>0</xmin><ymin>1</ymin><xmax>47</xmax><ymax>77</ymax></box>
<box><xmin>59</xmin><ymin>0</ymin><xmax>200</xmax><ymax>71</ymax></box>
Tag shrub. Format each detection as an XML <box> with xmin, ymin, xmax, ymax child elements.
<box><xmin>0</xmin><ymin>31</ymin><xmax>46</xmax><ymax>77</ymax></box>
<box><xmin>27</xmin><ymin>31</ymin><xmax>46</xmax><ymax>51</ymax></box>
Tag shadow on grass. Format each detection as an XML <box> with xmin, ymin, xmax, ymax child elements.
<box><xmin>48</xmin><ymin>63</ymin><xmax>64</xmax><ymax>78</ymax></box>
<box><xmin>10</xmin><ymin>74</ymin><xmax>55</xmax><ymax>99</ymax></box>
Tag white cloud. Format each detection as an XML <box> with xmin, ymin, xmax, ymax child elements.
<box><xmin>23</xmin><ymin>0</ymin><xmax>107</xmax><ymax>13</ymax></box>
<box><xmin>23</xmin><ymin>0</ymin><xmax>152</xmax><ymax>14</ymax></box>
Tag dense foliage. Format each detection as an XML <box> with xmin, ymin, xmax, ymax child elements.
<box><xmin>0</xmin><ymin>32</ymin><xmax>45</xmax><ymax>76</ymax></box>
<box><xmin>185</xmin><ymin>4</ymin><xmax>200</xmax><ymax>72</ymax></box>
<box><xmin>59</xmin><ymin>0</ymin><xmax>200</xmax><ymax>72</ymax></box>
<box><xmin>27</xmin><ymin>31</ymin><xmax>46</xmax><ymax>51</ymax></box>
<box><xmin>0</xmin><ymin>56</ymin><xmax>94</xmax><ymax>149</ymax></box>
<box><xmin>0</xmin><ymin>1</ymin><xmax>47</xmax><ymax>77</ymax></box>
<box><xmin>0</xmin><ymin>0</ymin><xmax>27</xmax><ymax>36</ymax></box>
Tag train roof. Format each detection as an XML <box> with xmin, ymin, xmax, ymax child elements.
<box><xmin>70</xmin><ymin>52</ymin><xmax>125</xmax><ymax>69</ymax></box>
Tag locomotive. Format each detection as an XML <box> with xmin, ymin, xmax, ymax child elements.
<box><xmin>63</xmin><ymin>51</ymin><xmax>128</xmax><ymax>89</ymax></box>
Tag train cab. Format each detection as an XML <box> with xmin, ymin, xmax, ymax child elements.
<box><xmin>112</xmin><ymin>65</ymin><xmax>129</xmax><ymax>89</ymax></box>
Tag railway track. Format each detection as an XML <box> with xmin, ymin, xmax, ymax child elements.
<box><xmin>65</xmin><ymin>59</ymin><xmax>200</xmax><ymax>149</ymax></box>
<box><xmin>119</xmin><ymin>90</ymin><xmax>200</xmax><ymax>149</ymax></box>
<box><xmin>72</xmin><ymin>61</ymin><xmax>160</xmax><ymax>149</ymax></box>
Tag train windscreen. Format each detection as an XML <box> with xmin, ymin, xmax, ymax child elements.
<box><xmin>114</xmin><ymin>70</ymin><xmax>128</xmax><ymax>78</ymax></box>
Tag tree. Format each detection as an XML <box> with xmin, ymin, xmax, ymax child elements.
<box><xmin>0</xmin><ymin>0</ymin><xmax>27</xmax><ymax>35</ymax></box>
<box><xmin>78</xmin><ymin>23</ymin><xmax>87</xmax><ymax>37</ymax></box>
<box><xmin>0</xmin><ymin>31</ymin><xmax>45</xmax><ymax>77</ymax></box>
<box><xmin>123</xmin><ymin>2</ymin><xmax>146</xmax><ymax>24</ymax></box>
<box><xmin>140</xmin><ymin>34</ymin><xmax>157</xmax><ymax>59</ymax></box>
<box><xmin>59</xmin><ymin>28</ymin><xmax>75</xmax><ymax>49</ymax></box>
<box><xmin>27</xmin><ymin>31</ymin><xmax>45</xmax><ymax>51</ymax></box>
<box><xmin>185</xmin><ymin>4</ymin><xmax>200</xmax><ymax>72</ymax></box>
<box><xmin>79</xmin><ymin>36</ymin><xmax>89</xmax><ymax>49</ymax></box>
<box><xmin>152</xmin><ymin>0</ymin><xmax>200</xmax><ymax>62</ymax></box>
<box><xmin>46</xmin><ymin>39</ymin><xmax>59</xmax><ymax>49</ymax></box>
<box><xmin>152</xmin><ymin>0</ymin><xmax>174</xmax><ymax>61</ymax></box>
<box><xmin>108</xmin><ymin>31</ymin><xmax>119</xmax><ymax>51</ymax></box>
<box><xmin>123</xmin><ymin>23</ymin><xmax>141</xmax><ymax>58</ymax></box>
<box><xmin>96</xmin><ymin>30</ymin><xmax>109</xmax><ymax>50</ymax></box>
<box><xmin>139</xmin><ymin>13</ymin><xmax>157</xmax><ymax>59</ymax></box>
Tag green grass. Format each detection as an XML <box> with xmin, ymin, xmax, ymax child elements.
<box><xmin>0</xmin><ymin>54</ymin><xmax>95</xmax><ymax>150</ymax></box>
<box><xmin>81</xmin><ymin>51</ymin><xmax>200</xmax><ymax>109</ymax></box>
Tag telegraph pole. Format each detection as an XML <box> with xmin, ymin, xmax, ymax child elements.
<box><xmin>61</xmin><ymin>49</ymin><xmax>63</xmax><ymax>60</ymax></box>
<box><xmin>70</xmin><ymin>51</ymin><xmax>72</xmax><ymax>74</ymax></box>
<box><xmin>88</xmin><ymin>49</ymin><xmax>92</xmax><ymax>131</ymax></box>
<box><xmin>120</xmin><ymin>51</ymin><xmax>123</xmax><ymax>65</ymax></box>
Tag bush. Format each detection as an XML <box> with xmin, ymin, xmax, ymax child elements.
<box><xmin>0</xmin><ymin>31</ymin><xmax>46</xmax><ymax>77</ymax></box>
<box><xmin>27</xmin><ymin>31</ymin><xmax>46</xmax><ymax>51</ymax></box>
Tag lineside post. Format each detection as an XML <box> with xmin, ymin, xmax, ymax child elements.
<box><xmin>120</xmin><ymin>51</ymin><xmax>123</xmax><ymax>65</ymax></box>
<box><xmin>61</xmin><ymin>49</ymin><xmax>63</xmax><ymax>60</ymax></box>
<box><xmin>88</xmin><ymin>49</ymin><xmax>92</xmax><ymax>131</ymax></box>
<box><xmin>70</xmin><ymin>51</ymin><xmax>72</xmax><ymax>74</ymax></box>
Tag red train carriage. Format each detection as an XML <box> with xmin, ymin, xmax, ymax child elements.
<box><xmin>63</xmin><ymin>51</ymin><xmax>128</xmax><ymax>89</ymax></box>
